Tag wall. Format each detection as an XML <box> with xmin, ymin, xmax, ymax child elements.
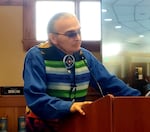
<box><xmin>0</xmin><ymin>6</ymin><xmax>25</xmax><ymax>86</ymax></box>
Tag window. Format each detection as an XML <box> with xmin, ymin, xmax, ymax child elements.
<box><xmin>35</xmin><ymin>0</ymin><xmax>101</xmax><ymax>41</ymax></box>
<box><xmin>36</xmin><ymin>1</ymin><xmax>75</xmax><ymax>41</ymax></box>
<box><xmin>23</xmin><ymin>0</ymin><xmax>101</xmax><ymax>53</ymax></box>
<box><xmin>80</xmin><ymin>1</ymin><xmax>101</xmax><ymax>40</ymax></box>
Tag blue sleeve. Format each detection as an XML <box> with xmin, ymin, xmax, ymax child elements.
<box><xmin>23</xmin><ymin>46</ymin><xmax>72</xmax><ymax>119</ymax></box>
<box><xmin>81</xmin><ymin>48</ymin><xmax>141</xmax><ymax>96</ymax></box>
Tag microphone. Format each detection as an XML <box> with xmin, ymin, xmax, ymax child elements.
<box><xmin>79</xmin><ymin>50</ymin><xmax>104</xmax><ymax>97</ymax></box>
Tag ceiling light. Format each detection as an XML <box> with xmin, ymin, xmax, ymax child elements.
<box><xmin>104</xmin><ymin>18</ymin><xmax>112</xmax><ymax>21</ymax></box>
<box><xmin>115</xmin><ymin>25</ymin><xmax>122</xmax><ymax>29</ymax></box>
<box><xmin>139</xmin><ymin>35</ymin><xmax>144</xmax><ymax>38</ymax></box>
<box><xmin>102</xmin><ymin>9</ymin><xmax>107</xmax><ymax>13</ymax></box>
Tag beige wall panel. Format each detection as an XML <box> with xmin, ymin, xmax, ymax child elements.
<box><xmin>0</xmin><ymin>6</ymin><xmax>25</xmax><ymax>86</ymax></box>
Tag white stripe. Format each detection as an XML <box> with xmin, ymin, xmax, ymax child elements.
<box><xmin>47</xmin><ymin>81</ymin><xmax>89</xmax><ymax>91</ymax></box>
<box><xmin>46</xmin><ymin>67</ymin><xmax>68</xmax><ymax>74</ymax></box>
<box><xmin>76</xmin><ymin>66</ymin><xmax>89</xmax><ymax>75</ymax></box>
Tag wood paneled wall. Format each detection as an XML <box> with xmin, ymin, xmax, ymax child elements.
<box><xmin>0</xmin><ymin>0</ymin><xmax>24</xmax><ymax>86</ymax></box>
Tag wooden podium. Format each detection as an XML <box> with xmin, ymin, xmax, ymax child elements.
<box><xmin>59</xmin><ymin>95</ymin><xmax>150</xmax><ymax>132</ymax></box>
<box><xmin>113</xmin><ymin>96</ymin><xmax>150</xmax><ymax>132</ymax></box>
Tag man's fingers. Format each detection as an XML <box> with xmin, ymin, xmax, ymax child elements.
<box><xmin>70</xmin><ymin>101</ymin><xmax>93</xmax><ymax>115</ymax></box>
<box><xmin>76</xmin><ymin>106</ymin><xmax>85</xmax><ymax>115</ymax></box>
<box><xmin>83</xmin><ymin>101</ymin><xmax>92</xmax><ymax>105</ymax></box>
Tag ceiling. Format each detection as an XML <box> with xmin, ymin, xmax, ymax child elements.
<box><xmin>102</xmin><ymin>0</ymin><xmax>150</xmax><ymax>53</ymax></box>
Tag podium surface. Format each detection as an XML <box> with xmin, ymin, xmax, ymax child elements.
<box><xmin>60</xmin><ymin>95</ymin><xmax>150</xmax><ymax>132</ymax></box>
<box><xmin>60</xmin><ymin>95</ymin><xmax>113</xmax><ymax>132</ymax></box>
<box><xmin>113</xmin><ymin>97</ymin><xmax>150</xmax><ymax>132</ymax></box>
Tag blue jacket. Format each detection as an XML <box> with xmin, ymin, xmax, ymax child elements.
<box><xmin>23</xmin><ymin>45</ymin><xmax>141</xmax><ymax>119</ymax></box>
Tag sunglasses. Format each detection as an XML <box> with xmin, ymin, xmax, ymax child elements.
<box><xmin>53</xmin><ymin>30</ymin><xmax>81</xmax><ymax>38</ymax></box>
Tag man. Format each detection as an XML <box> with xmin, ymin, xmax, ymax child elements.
<box><xmin>23</xmin><ymin>12</ymin><xmax>141</xmax><ymax>131</ymax></box>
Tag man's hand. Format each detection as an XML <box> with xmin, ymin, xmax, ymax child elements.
<box><xmin>70</xmin><ymin>101</ymin><xmax>92</xmax><ymax>115</ymax></box>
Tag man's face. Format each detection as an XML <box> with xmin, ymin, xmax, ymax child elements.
<box><xmin>50</xmin><ymin>16</ymin><xmax>82</xmax><ymax>54</ymax></box>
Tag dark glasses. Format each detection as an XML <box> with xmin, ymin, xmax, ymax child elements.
<box><xmin>53</xmin><ymin>30</ymin><xmax>81</xmax><ymax>38</ymax></box>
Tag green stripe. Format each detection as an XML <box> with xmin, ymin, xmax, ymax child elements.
<box><xmin>47</xmin><ymin>89</ymin><xmax>88</xmax><ymax>98</ymax></box>
<box><xmin>45</xmin><ymin>60</ymin><xmax>64</xmax><ymax>68</ymax></box>
<box><xmin>70</xmin><ymin>89</ymin><xmax>88</xmax><ymax>99</ymax></box>
<box><xmin>75</xmin><ymin>60</ymin><xmax>86</xmax><ymax>68</ymax></box>
<box><xmin>47</xmin><ymin>89</ymin><xmax>70</xmax><ymax>98</ymax></box>
<box><xmin>45</xmin><ymin>60</ymin><xmax>86</xmax><ymax>68</ymax></box>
